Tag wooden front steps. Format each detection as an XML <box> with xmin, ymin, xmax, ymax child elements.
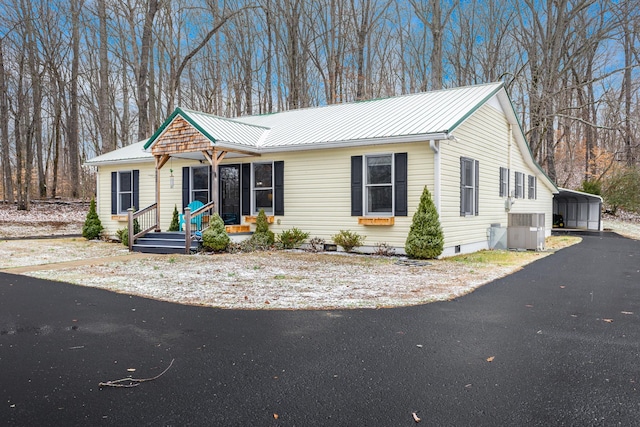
<box><xmin>132</xmin><ymin>232</ymin><xmax>200</xmax><ymax>255</ymax></box>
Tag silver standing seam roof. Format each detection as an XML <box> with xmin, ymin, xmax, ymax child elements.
<box><xmin>87</xmin><ymin>82</ymin><xmax>505</xmax><ymax>164</ymax></box>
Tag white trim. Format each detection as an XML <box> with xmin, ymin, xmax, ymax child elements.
<box><xmin>190</xmin><ymin>165</ymin><xmax>210</xmax><ymax>204</ymax></box>
<box><xmin>252</xmin><ymin>161</ymin><xmax>274</xmax><ymax>215</ymax></box>
<box><xmin>117</xmin><ymin>170</ymin><xmax>134</xmax><ymax>214</ymax></box>
<box><xmin>363</xmin><ymin>153</ymin><xmax>394</xmax><ymax>216</ymax></box>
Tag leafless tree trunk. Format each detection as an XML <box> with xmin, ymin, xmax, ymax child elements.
<box><xmin>137</xmin><ymin>0</ymin><xmax>159</xmax><ymax>140</ymax></box>
<box><xmin>97</xmin><ymin>0</ymin><xmax>113</xmax><ymax>153</ymax></box>
<box><xmin>0</xmin><ymin>39</ymin><xmax>14</xmax><ymax>203</ymax></box>
<box><xmin>409</xmin><ymin>0</ymin><xmax>455</xmax><ymax>91</ymax></box>
<box><xmin>67</xmin><ymin>0</ymin><xmax>82</xmax><ymax>198</ymax></box>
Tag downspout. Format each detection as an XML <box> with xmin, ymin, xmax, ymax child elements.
<box><xmin>429</xmin><ymin>140</ymin><xmax>440</xmax><ymax>214</ymax></box>
<box><xmin>508</xmin><ymin>124</ymin><xmax>512</xmax><ymax>173</ymax></box>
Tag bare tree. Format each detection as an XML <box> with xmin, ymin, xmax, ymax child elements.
<box><xmin>0</xmin><ymin>38</ymin><xmax>14</xmax><ymax>203</ymax></box>
<box><xmin>409</xmin><ymin>0</ymin><xmax>456</xmax><ymax>90</ymax></box>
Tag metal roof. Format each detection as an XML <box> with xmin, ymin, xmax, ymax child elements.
<box><xmin>84</xmin><ymin>140</ymin><xmax>152</xmax><ymax>165</ymax></box>
<box><xmin>142</xmin><ymin>82</ymin><xmax>504</xmax><ymax>153</ymax></box>
<box><xmin>240</xmin><ymin>82</ymin><xmax>503</xmax><ymax>148</ymax></box>
<box><xmin>91</xmin><ymin>82</ymin><xmax>513</xmax><ymax>165</ymax></box>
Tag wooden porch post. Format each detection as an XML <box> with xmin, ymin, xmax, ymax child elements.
<box><xmin>203</xmin><ymin>150</ymin><xmax>226</xmax><ymax>216</ymax></box>
<box><xmin>155</xmin><ymin>154</ymin><xmax>170</xmax><ymax>231</ymax></box>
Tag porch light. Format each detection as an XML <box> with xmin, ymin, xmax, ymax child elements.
<box><xmin>169</xmin><ymin>169</ymin><xmax>175</xmax><ymax>188</ymax></box>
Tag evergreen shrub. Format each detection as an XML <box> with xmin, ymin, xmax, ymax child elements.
<box><xmin>404</xmin><ymin>186</ymin><xmax>444</xmax><ymax>259</ymax></box>
<box><xmin>202</xmin><ymin>213</ymin><xmax>230</xmax><ymax>252</ymax></box>
<box><xmin>82</xmin><ymin>198</ymin><xmax>103</xmax><ymax>240</ymax></box>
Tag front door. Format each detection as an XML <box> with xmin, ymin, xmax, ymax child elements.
<box><xmin>219</xmin><ymin>165</ymin><xmax>240</xmax><ymax>225</ymax></box>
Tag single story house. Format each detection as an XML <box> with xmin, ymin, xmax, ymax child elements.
<box><xmin>85</xmin><ymin>81</ymin><xmax>558</xmax><ymax>256</ymax></box>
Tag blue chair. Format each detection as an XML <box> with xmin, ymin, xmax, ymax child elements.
<box><xmin>178</xmin><ymin>200</ymin><xmax>205</xmax><ymax>231</ymax></box>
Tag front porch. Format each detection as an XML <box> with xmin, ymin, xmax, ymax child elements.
<box><xmin>121</xmin><ymin>109</ymin><xmax>260</xmax><ymax>254</ymax></box>
<box><xmin>126</xmin><ymin>202</ymin><xmax>251</xmax><ymax>254</ymax></box>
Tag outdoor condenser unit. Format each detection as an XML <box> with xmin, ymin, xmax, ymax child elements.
<box><xmin>507</xmin><ymin>213</ymin><xmax>545</xmax><ymax>251</ymax></box>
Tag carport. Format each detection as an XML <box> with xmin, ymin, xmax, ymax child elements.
<box><xmin>553</xmin><ymin>188</ymin><xmax>602</xmax><ymax>231</ymax></box>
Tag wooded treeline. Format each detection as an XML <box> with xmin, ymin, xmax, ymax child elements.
<box><xmin>0</xmin><ymin>0</ymin><xmax>638</xmax><ymax>209</ymax></box>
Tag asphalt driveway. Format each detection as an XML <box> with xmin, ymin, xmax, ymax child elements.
<box><xmin>1</xmin><ymin>232</ymin><xmax>639</xmax><ymax>426</ymax></box>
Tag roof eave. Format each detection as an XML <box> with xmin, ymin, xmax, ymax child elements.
<box><xmin>257</xmin><ymin>132</ymin><xmax>452</xmax><ymax>153</ymax></box>
<box><xmin>83</xmin><ymin>157</ymin><xmax>154</xmax><ymax>167</ymax></box>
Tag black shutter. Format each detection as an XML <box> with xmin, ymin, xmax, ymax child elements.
<box><xmin>394</xmin><ymin>153</ymin><xmax>408</xmax><ymax>216</ymax></box>
<box><xmin>459</xmin><ymin>158</ymin><xmax>464</xmax><ymax>216</ymax></box>
<box><xmin>241</xmin><ymin>163</ymin><xmax>251</xmax><ymax>216</ymax></box>
<box><xmin>474</xmin><ymin>160</ymin><xmax>479</xmax><ymax>216</ymax></box>
<box><xmin>499</xmin><ymin>167</ymin><xmax>505</xmax><ymax>197</ymax></box>
<box><xmin>274</xmin><ymin>161</ymin><xmax>284</xmax><ymax>216</ymax></box>
<box><xmin>133</xmin><ymin>170</ymin><xmax>139</xmax><ymax>211</ymax></box>
<box><xmin>111</xmin><ymin>172</ymin><xmax>118</xmax><ymax>214</ymax></box>
<box><xmin>351</xmin><ymin>156</ymin><xmax>363</xmax><ymax>216</ymax></box>
<box><xmin>182</xmin><ymin>167</ymin><xmax>190</xmax><ymax>210</ymax></box>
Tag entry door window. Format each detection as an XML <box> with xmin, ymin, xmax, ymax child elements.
<box><xmin>191</xmin><ymin>166</ymin><xmax>210</xmax><ymax>204</ymax></box>
<box><xmin>220</xmin><ymin>165</ymin><xmax>240</xmax><ymax>225</ymax></box>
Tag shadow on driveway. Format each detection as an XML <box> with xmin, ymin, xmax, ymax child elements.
<box><xmin>1</xmin><ymin>233</ymin><xmax>639</xmax><ymax>426</ymax></box>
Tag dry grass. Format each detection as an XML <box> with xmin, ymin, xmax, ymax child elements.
<box><xmin>2</xmin><ymin>234</ymin><xmax>580</xmax><ymax>310</ymax></box>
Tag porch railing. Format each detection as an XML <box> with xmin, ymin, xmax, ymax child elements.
<box><xmin>127</xmin><ymin>203</ymin><xmax>158</xmax><ymax>252</ymax></box>
<box><xmin>183</xmin><ymin>201</ymin><xmax>215</xmax><ymax>254</ymax></box>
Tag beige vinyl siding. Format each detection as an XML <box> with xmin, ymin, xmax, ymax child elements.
<box><xmin>507</xmin><ymin>138</ymin><xmax>554</xmax><ymax>231</ymax></box>
<box><xmin>97</xmin><ymin>161</ymin><xmax>156</xmax><ymax>238</ymax></box>
<box><xmin>222</xmin><ymin>142</ymin><xmax>433</xmax><ymax>249</ymax></box>
<box><xmin>439</xmin><ymin>102</ymin><xmax>553</xmax><ymax>254</ymax></box>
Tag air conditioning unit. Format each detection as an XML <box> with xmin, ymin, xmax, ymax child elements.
<box><xmin>507</xmin><ymin>213</ymin><xmax>545</xmax><ymax>250</ymax></box>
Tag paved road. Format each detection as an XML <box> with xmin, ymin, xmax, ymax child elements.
<box><xmin>1</xmin><ymin>233</ymin><xmax>639</xmax><ymax>426</ymax></box>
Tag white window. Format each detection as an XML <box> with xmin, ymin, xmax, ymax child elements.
<box><xmin>499</xmin><ymin>167</ymin><xmax>510</xmax><ymax>197</ymax></box>
<box><xmin>365</xmin><ymin>154</ymin><xmax>393</xmax><ymax>215</ymax></box>
<box><xmin>528</xmin><ymin>175</ymin><xmax>537</xmax><ymax>199</ymax></box>
<box><xmin>253</xmin><ymin>162</ymin><xmax>273</xmax><ymax>214</ymax></box>
<box><xmin>118</xmin><ymin>171</ymin><xmax>133</xmax><ymax>213</ymax></box>
<box><xmin>191</xmin><ymin>166</ymin><xmax>210</xmax><ymax>204</ymax></box>
<box><xmin>515</xmin><ymin>172</ymin><xmax>525</xmax><ymax>199</ymax></box>
<box><xmin>460</xmin><ymin>157</ymin><xmax>479</xmax><ymax>216</ymax></box>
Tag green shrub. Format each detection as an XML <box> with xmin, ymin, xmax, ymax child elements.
<box><xmin>603</xmin><ymin>167</ymin><xmax>640</xmax><ymax>215</ymax></box>
<box><xmin>332</xmin><ymin>230</ymin><xmax>365</xmax><ymax>252</ymax></box>
<box><xmin>251</xmin><ymin>209</ymin><xmax>274</xmax><ymax>246</ymax></box>
<box><xmin>579</xmin><ymin>179</ymin><xmax>602</xmax><ymax>196</ymax></box>
<box><xmin>168</xmin><ymin>205</ymin><xmax>180</xmax><ymax>231</ymax></box>
<box><xmin>277</xmin><ymin>227</ymin><xmax>310</xmax><ymax>249</ymax></box>
<box><xmin>202</xmin><ymin>213</ymin><xmax>230</xmax><ymax>252</ymax></box>
<box><xmin>404</xmin><ymin>186</ymin><xmax>444</xmax><ymax>259</ymax></box>
<box><xmin>116</xmin><ymin>228</ymin><xmax>129</xmax><ymax>247</ymax></box>
<box><xmin>82</xmin><ymin>198</ymin><xmax>103</xmax><ymax>240</ymax></box>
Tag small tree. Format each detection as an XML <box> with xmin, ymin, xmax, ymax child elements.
<box><xmin>202</xmin><ymin>213</ymin><xmax>230</xmax><ymax>252</ymax></box>
<box><xmin>252</xmin><ymin>209</ymin><xmax>274</xmax><ymax>245</ymax></box>
<box><xmin>168</xmin><ymin>205</ymin><xmax>180</xmax><ymax>231</ymax></box>
<box><xmin>579</xmin><ymin>179</ymin><xmax>602</xmax><ymax>196</ymax></box>
<box><xmin>603</xmin><ymin>167</ymin><xmax>640</xmax><ymax>214</ymax></box>
<box><xmin>405</xmin><ymin>186</ymin><xmax>444</xmax><ymax>259</ymax></box>
<box><xmin>82</xmin><ymin>198</ymin><xmax>103</xmax><ymax>240</ymax></box>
